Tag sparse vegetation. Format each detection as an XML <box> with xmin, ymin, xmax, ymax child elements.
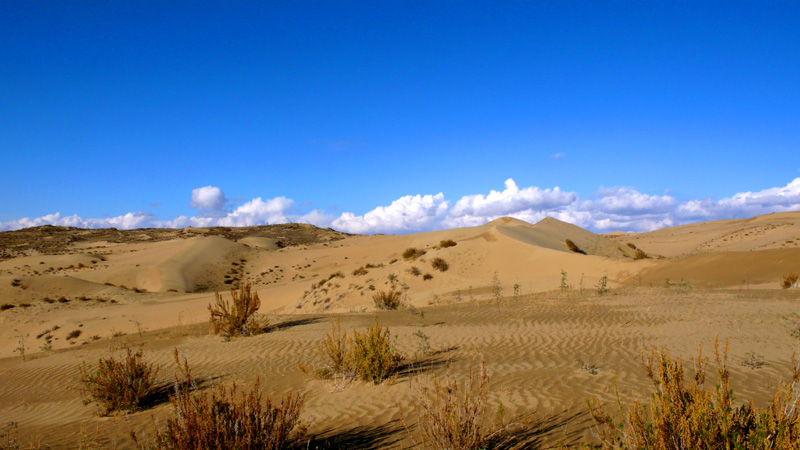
<box><xmin>590</xmin><ymin>340</ymin><xmax>800</xmax><ymax>450</ymax></box>
<box><xmin>596</xmin><ymin>276</ymin><xmax>609</xmax><ymax>296</ymax></box>
<box><xmin>626</xmin><ymin>242</ymin><xmax>637</xmax><ymax>250</ymax></box>
<box><xmin>80</xmin><ymin>345</ymin><xmax>159</xmax><ymax>415</ymax></box>
<box><xmin>783</xmin><ymin>274</ymin><xmax>798</xmax><ymax>289</ymax></box>
<box><xmin>560</xmin><ymin>270</ymin><xmax>569</xmax><ymax>292</ymax></box>
<box><xmin>633</xmin><ymin>248</ymin><xmax>649</xmax><ymax>260</ymax></box>
<box><xmin>565</xmin><ymin>239</ymin><xmax>585</xmax><ymax>254</ymax></box>
<box><xmin>146</xmin><ymin>379</ymin><xmax>304</xmax><ymax>450</ymax></box>
<box><xmin>408</xmin><ymin>266</ymin><xmax>422</xmax><ymax>277</ymax></box>
<box><xmin>352</xmin><ymin>266</ymin><xmax>369</xmax><ymax>276</ymax></box>
<box><xmin>312</xmin><ymin>319</ymin><xmax>403</xmax><ymax>384</ymax></box>
<box><xmin>208</xmin><ymin>283</ymin><xmax>264</xmax><ymax>337</ymax></box>
<box><xmin>67</xmin><ymin>329</ymin><xmax>82</xmax><ymax>340</ymax></box>
<box><xmin>414</xmin><ymin>360</ymin><xmax>496</xmax><ymax>450</ymax></box>
<box><xmin>10</xmin><ymin>279</ymin><xmax>21</xmax><ymax>287</ymax></box>
<box><xmin>403</xmin><ymin>247</ymin><xmax>427</xmax><ymax>259</ymax></box>
<box><xmin>431</xmin><ymin>257</ymin><xmax>449</xmax><ymax>272</ymax></box>
<box><xmin>373</xmin><ymin>290</ymin><xmax>403</xmax><ymax>310</ymax></box>
<box><xmin>0</xmin><ymin>304</ymin><xmax>14</xmax><ymax>311</ymax></box>
<box><xmin>439</xmin><ymin>239</ymin><xmax>457</xmax><ymax>248</ymax></box>
<box><xmin>423</xmin><ymin>273</ymin><xmax>434</xmax><ymax>281</ymax></box>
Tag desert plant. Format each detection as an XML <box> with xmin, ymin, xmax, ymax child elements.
<box><xmin>783</xmin><ymin>274</ymin><xmax>799</xmax><ymax>289</ymax></box>
<box><xmin>352</xmin><ymin>266</ymin><xmax>369</xmax><ymax>276</ymax></box>
<box><xmin>431</xmin><ymin>257</ymin><xmax>449</xmax><ymax>272</ymax></box>
<box><xmin>208</xmin><ymin>283</ymin><xmax>263</xmax><ymax>337</ymax></box>
<box><xmin>440</xmin><ymin>239</ymin><xmax>457</xmax><ymax>248</ymax></box>
<box><xmin>80</xmin><ymin>345</ymin><xmax>159</xmax><ymax>414</ymax></box>
<box><xmin>414</xmin><ymin>360</ymin><xmax>496</xmax><ymax>450</ymax></box>
<box><xmin>67</xmin><ymin>329</ymin><xmax>82</xmax><ymax>340</ymax></box>
<box><xmin>408</xmin><ymin>266</ymin><xmax>422</xmax><ymax>277</ymax></box>
<box><xmin>373</xmin><ymin>290</ymin><xmax>403</xmax><ymax>310</ymax></box>
<box><xmin>423</xmin><ymin>273</ymin><xmax>434</xmax><ymax>281</ymax></box>
<box><xmin>319</xmin><ymin>318</ymin><xmax>352</xmax><ymax>376</ymax></box>
<box><xmin>0</xmin><ymin>304</ymin><xmax>14</xmax><ymax>311</ymax></box>
<box><xmin>350</xmin><ymin>321</ymin><xmax>404</xmax><ymax>383</ymax></box>
<box><xmin>403</xmin><ymin>247</ymin><xmax>427</xmax><ymax>259</ymax></box>
<box><xmin>491</xmin><ymin>271</ymin><xmax>502</xmax><ymax>303</ymax></box>
<box><xmin>565</xmin><ymin>239</ymin><xmax>585</xmax><ymax>254</ymax></box>
<box><xmin>633</xmin><ymin>249</ymin><xmax>649</xmax><ymax>260</ymax></box>
<box><xmin>589</xmin><ymin>340</ymin><xmax>800</xmax><ymax>449</ymax></box>
<box><xmin>626</xmin><ymin>242</ymin><xmax>637</xmax><ymax>250</ymax></box>
<box><xmin>596</xmin><ymin>276</ymin><xmax>609</xmax><ymax>296</ymax></box>
<box><xmin>148</xmin><ymin>380</ymin><xmax>304</xmax><ymax>450</ymax></box>
<box><xmin>560</xmin><ymin>270</ymin><xmax>570</xmax><ymax>292</ymax></box>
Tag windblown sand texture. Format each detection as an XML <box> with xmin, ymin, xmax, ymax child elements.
<box><xmin>1</xmin><ymin>213</ymin><xmax>800</xmax><ymax>448</ymax></box>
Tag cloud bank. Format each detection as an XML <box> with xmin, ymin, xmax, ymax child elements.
<box><xmin>3</xmin><ymin>178</ymin><xmax>800</xmax><ymax>234</ymax></box>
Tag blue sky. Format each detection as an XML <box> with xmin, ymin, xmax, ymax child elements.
<box><xmin>2</xmin><ymin>2</ymin><xmax>799</xmax><ymax>233</ymax></box>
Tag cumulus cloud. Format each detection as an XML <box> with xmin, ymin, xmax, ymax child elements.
<box><xmin>190</xmin><ymin>186</ymin><xmax>228</xmax><ymax>215</ymax></box>
<box><xmin>332</xmin><ymin>193</ymin><xmax>448</xmax><ymax>234</ymax></box>
<box><xmin>2</xmin><ymin>179</ymin><xmax>800</xmax><ymax>234</ymax></box>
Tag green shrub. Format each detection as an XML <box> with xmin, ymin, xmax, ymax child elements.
<box><xmin>208</xmin><ymin>283</ymin><xmax>264</xmax><ymax>337</ymax></box>
<box><xmin>431</xmin><ymin>257</ymin><xmax>449</xmax><ymax>272</ymax></box>
<box><xmin>148</xmin><ymin>380</ymin><xmax>304</xmax><ymax>450</ymax></box>
<box><xmin>439</xmin><ymin>239</ymin><xmax>457</xmax><ymax>248</ymax></box>
<box><xmin>589</xmin><ymin>340</ymin><xmax>800</xmax><ymax>449</ymax></box>
<box><xmin>314</xmin><ymin>320</ymin><xmax>403</xmax><ymax>384</ymax></box>
<box><xmin>80</xmin><ymin>345</ymin><xmax>159</xmax><ymax>415</ymax></box>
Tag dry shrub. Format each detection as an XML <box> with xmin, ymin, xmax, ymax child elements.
<box><xmin>149</xmin><ymin>380</ymin><xmax>304</xmax><ymax>450</ymax></box>
<box><xmin>626</xmin><ymin>242</ymin><xmax>637</xmax><ymax>250</ymax></box>
<box><xmin>440</xmin><ymin>239</ymin><xmax>457</xmax><ymax>248</ymax></box>
<box><xmin>565</xmin><ymin>239</ymin><xmax>585</xmax><ymax>254</ymax></box>
<box><xmin>431</xmin><ymin>257</ymin><xmax>449</xmax><ymax>272</ymax></box>
<box><xmin>0</xmin><ymin>304</ymin><xmax>14</xmax><ymax>311</ymax></box>
<box><xmin>80</xmin><ymin>345</ymin><xmax>159</xmax><ymax>415</ymax></box>
<box><xmin>423</xmin><ymin>273</ymin><xmax>434</xmax><ymax>281</ymax></box>
<box><xmin>589</xmin><ymin>339</ymin><xmax>800</xmax><ymax>449</ymax></box>
<box><xmin>633</xmin><ymin>249</ymin><xmax>648</xmax><ymax>260</ymax></box>
<box><xmin>415</xmin><ymin>360</ymin><xmax>498</xmax><ymax>449</ymax></box>
<box><xmin>208</xmin><ymin>283</ymin><xmax>263</xmax><ymax>337</ymax></box>
<box><xmin>373</xmin><ymin>290</ymin><xmax>403</xmax><ymax>310</ymax></box>
<box><xmin>783</xmin><ymin>274</ymin><xmax>799</xmax><ymax>289</ymax></box>
<box><xmin>408</xmin><ymin>266</ymin><xmax>422</xmax><ymax>277</ymax></box>
<box><xmin>314</xmin><ymin>319</ymin><xmax>403</xmax><ymax>384</ymax></box>
<box><xmin>352</xmin><ymin>267</ymin><xmax>369</xmax><ymax>276</ymax></box>
<box><xmin>403</xmin><ymin>247</ymin><xmax>427</xmax><ymax>259</ymax></box>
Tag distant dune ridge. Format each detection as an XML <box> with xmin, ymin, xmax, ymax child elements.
<box><xmin>1</xmin><ymin>212</ymin><xmax>800</xmax><ymax>447</ymax></box>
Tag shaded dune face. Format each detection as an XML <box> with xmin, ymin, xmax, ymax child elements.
<box><xmin>1</xmin><ymin>214</ymin><xmax>799</xmax><ymax>448</ymax></box>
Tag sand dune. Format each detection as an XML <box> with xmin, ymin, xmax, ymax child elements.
<box><xmin>1</xmin><ymin>214</ymin><xmax>799</xmax><ymax>448</ymax></box>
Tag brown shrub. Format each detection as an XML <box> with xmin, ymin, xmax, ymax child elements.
<box><xmin>0</xmin><ymin>304</ymin><xmax>14</xmax><ymax>311</ymax></box>
<box><xmin>148</xmin><ymin>380</ymin><xmax>304</xmax><ymax>450</ymax></box>
<box><xmin>431</xmin><ymin>257</ymin><xmax>449</xmax><ymax>272</ymax></box>
<box><xmin>373</xmin><ymin>290</ymin><xmax>403</xmax><ymax>310</ymax></box>
<box><xmin>783</xmin><ymin>274</ymin><xmax>799</xmax><ymax>289</ymax></box>
<box><xmin>408</xmin><ymin>266</ymin><xmax>422</xmax><ymax>277</ymax></box>
<box><xmin>439</xmin><ymin>239</ymin><xmax>457</xmax><ymax>248</ymax></box>
<box><xmin>403</xmin><ymin>248</ymin><xmax>427</xmax><ymax>259</ymax></box>
<box><xmin>208</xmin><ymin>283</ymin><xmax>264</xmax><ymax>337</ymax></box>
<box><xmin>423</xmin><ymin>273</ymin><xmax>434</xmax><ymax>281</ymax></box>
<box><xmin>80</xmin><ymin>345</ymin><xmax>159</xmax><ymax>415</ymax></box>
<box><xmin>626</xmin><ymin>242</ymin><xmax>637</xmax><ymax>250</ymax></box>
<box><xmin>352</xmin><ymin>267</ymin><xmax>369</xmax><ymax>276</ymax></box>
<box><xmin>565</xmin><ymin>239</ymin><xmax>585</xmax><ymax>254</ymax></box>
<box><xmin>589</xmin><ymin>339</ymin><xmax>800</xmax><ymax>449</ymax></box>
<box><xmin>633</xmin><ymin>249</ymin><xmax>648</xmax><ymax>260</ymax></box>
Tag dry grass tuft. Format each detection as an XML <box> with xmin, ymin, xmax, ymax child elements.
<box><xmin>431</xmin><ymin>257</ymin><xmax>449</xmax><ymax>272</ymax></box>
<box><xmin>408</xmin><ymin>266</ymin><xmax>422</xmax><ymax>277</ymax></box>
<box><xmin>589</xmin><ymin>339</ymin><xmax>800</xmax><ymax>449</ymax></box>
<box><xmin>439</xmin><ymin>239</ymin><xmax>457</xmax><ymax>248</ymax></box>
<box><xmin>80</xmin><ymin>345</ymin><xmax>159</xmax><ymax>415</ymax></box>
<box><xmin>414</xmin><ymin>359</ymin><xmax>498</xmax><ymax>450</ymax></box>
<box><xmin>783</xmin><ymin>274</ymin><xmax>798</xmax><ymax>289</ymax></box>
<box><xmin>373</xmin><ymin>290</ymin><xmax>403</xmax><ymax>310</ymax></box>
<box><xmin>147</xmin><ymin>380</ymin><xmax>304</xmax><ymax>450</ymax></box>
<box><xmin>403</xmin><ymin>247</ymin><xmax>427</xmax><ymax>259</ymax></box>
<box><xmin>352</xmin><ymin>266</ymin><xmax>369</xmax><ymax>276</ymax></box>
<box><xmin>208</xmin><ymin>283</ymin><xmax>264</xmax><ymax>337</ymax></box>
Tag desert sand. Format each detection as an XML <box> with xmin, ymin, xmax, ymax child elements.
<box><xmin>1</xmin><ymin>213</ymin><xmax>800</xmax><ymax>448</ymax></box>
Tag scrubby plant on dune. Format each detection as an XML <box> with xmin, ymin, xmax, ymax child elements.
<box><xmin>311</xmin><ymin>319</ymin><xmax>403</xmax><ymax>384</ymax></box>
<box><xmin>145</xmin><ymin>380</ymin><xmax>304</xmax><ymax>450</ymax></box>
<box><xmin>208</xmin><ymin>282</ymin><xmax>264</xmax><ymax>337</ymax></box>
<box><xmin>783</xmin><ymin>274</ymin><xmax>799</xmax><ymax>289</ymax></box>
<box><xmin>403</xmin><ymin>247</ymin><xmax>427</xmax><ymax>259</ymax></box>
<box><xmin>80</xmin><ymin>345</ymin><xmax>159</xmax><ymax>415</ymax></box>
<box><xmin>431</xmin><ymin>257</ymin><xmax>449</xmax><ymax>272</ymax></box>
<box><xmin>373</xmin><ymin>290</ymin><xmax>403</xmax><ymax>310</ymax></box>
<box><xmin>439</xmin><ymin>239</ymin><xmax>457</xmax><ymax>248</ymax></box>
<box><xmin>589</xmin><ymin>339</ymin><xmax>800</xmax><ymax>449</ymax></box>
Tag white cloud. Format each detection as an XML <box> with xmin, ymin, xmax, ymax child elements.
<box><xmin>332</xmin><ymin>193</ymin><xmax>448</xmax><ymax>234</ymax></box>
<box><xmin>2</xmin><ymin>178</ymin><xmax>800</xmax><ymax>234</ymax></box>
<box><xmin>552</xmin><ymin>152</ymin><xmax>565</xmax><ymax>159</ymax></box>
<box><xmin>190</xmin><ymin>186</ymin><xmax>227</xmax><ymax>215</ymax></box>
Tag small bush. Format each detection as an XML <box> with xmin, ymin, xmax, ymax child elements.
<box><xmin>80</xmin><ymin>345</ymin><xmax>158</xmax><ymax>415</ymax></box>
<box><xmin>67</xmin><ymin>329</ymin><xmax>82</xmax><ymax>340</ymax></box>
<box><xmin>149</xmin><ymin>380</ymin><xmax>304</xmax><ymax>450</ymax></box>
<box><xmin>0</xmin><ymin>304</ymin><xmax>14</xmax><ymax>311</ymax></box>
<box><xmin>314</xmin><ymin>320</ymin><xmax>403</xmax><ymax>384</ymax></box>
<box><xmin>440</xmin><ymin>239</ymin><xmax>457</xmax><ymax>248</ymax></box>
<box><xmin>590</xmin><ymin>340</ymin><xmax>800</xmax><ymax>449</ymax></box>
<box><xmin>783</xmin><ymin>274</ymin><xmax>799</xmax><ymax>289</ymax></box>
<box><xmin>415</xmin><ymin>360</ymin><xmax>494</xmax><ymax>450</ymax></box>
<box><xmin>10</xmin><ymin>279</ymin><xmax>21</xmax><ymax>287</ymax></box>
<box><xmin>633</xmin><ymin>249</ymin><xmax>649</xmax><ymax>260</ymax></box>
<box><xmin>626</xmin><ymin>242</ymin><xmax>637</xmax><ymax>250</ymax></box>
<box><xmin>208</xmin><ymin>283</ymin><xmax>263</xmax><ymax>337</ymax></box>
<box><xmin>373</xmin><ymin>290</ymin><xmax>403</xmax><ymax>310</ymax></box>
<box><xmin>352</xmin><ymin>267</ymin><xmax>369</xmax><ymax>276</ymax></box>
<box><xmin>431</xmin><ymin>257</ymin><xmax>449</xmax><ymax>272</ymax></box>
<box><xmin>408</xmin><ymin>266</ymin><xmax>422</xmax><ymax>277</ymax></box>
<box><xmin>565</xmin><ymin>239</ymin><xmax>585</xmax><ymax>254</ymax></box>
<box><xmin>423</xmin><ymin>273</ymin><xmax>434</xmax><ymax>281</ymax></box>
<box><xmin>403</xmin><ymin>248</ymin><xmax>426</xmax><ymax>259</ymax></box>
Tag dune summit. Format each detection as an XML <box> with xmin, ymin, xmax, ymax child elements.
<box><xmin>1</xmin><ymin>212</ymin><xmax>800</xmax><ymax>447</ymax></box>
